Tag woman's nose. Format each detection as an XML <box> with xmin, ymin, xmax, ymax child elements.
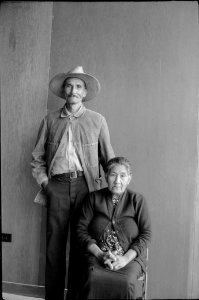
<box><xmin>114</xmin><ymin>175</ymin><xmax>121</xmax><ymax>183</ymax></box>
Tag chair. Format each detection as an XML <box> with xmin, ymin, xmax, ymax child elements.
<box><xmin>137</xmin><ymin>248</ymin><xmax>148</xmax><ymax>300</ymax></box>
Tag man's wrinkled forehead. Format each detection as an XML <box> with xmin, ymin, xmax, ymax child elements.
<box><xmin>65</xmin><ymin>77</ymin><xmax>87</xmax><ymax>89</ymax></box>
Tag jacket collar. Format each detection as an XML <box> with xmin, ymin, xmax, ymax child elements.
<box><xmin>60</xmin><ymin>104</ymin><xmax>86</xmax><ymax>118</ymax></box>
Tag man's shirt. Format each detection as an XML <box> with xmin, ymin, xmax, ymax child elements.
<box><xmin>51</xmin><ymin>105</ymin><xmax>83</xmax><ymax>175</ymax></box>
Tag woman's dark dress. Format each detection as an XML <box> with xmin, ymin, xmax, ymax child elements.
<box><xmin>77</xmin><ymin>188</ymin><xmax>152</xmax><ymax>299</ymax></box>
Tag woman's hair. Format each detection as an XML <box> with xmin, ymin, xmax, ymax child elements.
<box><xmin>106</xmin><ymin>157</ymin><xmax>133</xmax><ymax>175</ymax></box>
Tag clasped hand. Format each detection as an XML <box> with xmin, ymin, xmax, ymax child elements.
<box><xmin>100</xmin><ymin>250</ymin><xmax>128</xmax><ymax>271</ymax></box>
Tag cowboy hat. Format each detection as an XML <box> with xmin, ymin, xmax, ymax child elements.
<box><xmin>49</xmin><ymin>66</ymin><xmax>100</xmax><ymax>102</ymax></box>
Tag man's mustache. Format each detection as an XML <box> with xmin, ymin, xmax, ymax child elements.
<box><xmin>68</xmin><ymin>94</ymin><xmax>78</xmax><ymax>97</ymax></box>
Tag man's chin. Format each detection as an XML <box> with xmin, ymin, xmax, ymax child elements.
<box><xmin>68</xmin><ymin>97</ymin><xmax>78</xmax><ymax>101</ymax></box>
<box><xmin>66</xmin><ymin>99</ymin><xmax>81</xmax><ymax>104</ymax></box>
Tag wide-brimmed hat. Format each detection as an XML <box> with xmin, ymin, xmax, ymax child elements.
<box><xmin>49</xmin><ymin>66</ymin><xmax>100</xmax><ymax>102</ymax></box>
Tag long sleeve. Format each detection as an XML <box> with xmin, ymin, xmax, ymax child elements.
<box><xmin>98</xmin><ymin>116</ymin><xmax>115</xmax><ymax>172</ymax></box>
<box><xmin>129</xmin><ymin>194</ymin><xmax>152</xmax><ymax>256</ymax></box>
<box><xmin>31</xmin><ymin>117</ymin><xmax>49</xmax><ymax>185</ymax></box>
<box><xmin>76</xmin><ymin>193</ymin><xmax>98</xmax><ymax>251</ymax></box>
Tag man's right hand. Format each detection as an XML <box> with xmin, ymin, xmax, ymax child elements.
<box><xmin>41</xmin><ymin>180</ymin><xmax>48</xmax><ymax>190</ymax></box>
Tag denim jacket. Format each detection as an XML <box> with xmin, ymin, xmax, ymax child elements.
<box><xmin>31</xmin><ymin>106</ymin><xmax>115</xmax><ymax>206</ymax></box>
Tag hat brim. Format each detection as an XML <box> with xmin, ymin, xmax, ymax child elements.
<box><xmin>49</xmin><ymin>73</ymin><xmax>100</xmax><ymax>102</ymax></box>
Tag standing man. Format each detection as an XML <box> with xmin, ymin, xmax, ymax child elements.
<box><xmin>31</xmin><ymin>66</ymin><xmax>115</xmax><ymax>300</ymax></box>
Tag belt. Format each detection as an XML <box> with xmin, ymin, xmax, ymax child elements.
<box><xmin>52</xmin><ymin>171</ymin><xmax>84</xmax><ymax>180</ymax></box>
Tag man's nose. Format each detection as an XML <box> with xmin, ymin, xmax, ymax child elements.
<box><xmin>71</xmin><ymin>86</ymin><xmax>77</xmax><ymax>93</ymax></box>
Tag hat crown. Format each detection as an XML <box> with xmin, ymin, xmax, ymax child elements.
<box><xmin>67</xmin><ymin>66</ymin><xmax>84</xmax><ymax>75</ymax></box>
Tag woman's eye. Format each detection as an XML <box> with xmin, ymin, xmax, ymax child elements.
<box><xmin>121</xmin><ymin>174</ymin><xmax>127</xmax><ymax>178</ymax></box>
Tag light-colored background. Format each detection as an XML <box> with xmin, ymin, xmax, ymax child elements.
<box><xmin>1</xmin><ymin>2</ymin><xmax>199</xmax><ymax>299</ymax></box>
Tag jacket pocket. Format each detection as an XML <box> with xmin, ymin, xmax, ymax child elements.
<box><xmin>83</xmin><ymin>142</ymin><xmax>98</xmax><ymax>167</ymax></box>
<box><xmin>46</xmin><ymin>141</ymin><xmax>60</xmax><ymax>152</ymax></box>
<box><xmin>46</xmin><ymin>141</ymin><xmax>60</xmax><ymax>162</ymax></box>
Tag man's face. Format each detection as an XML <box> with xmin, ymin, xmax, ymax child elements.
<box><xmin>106</xmin><ymin>164</ymin><xmax>131</xmax><ymax>195</ymax></box>
<box><xmin>64</xmin><ymin>77</ymin><xmax>87</xmax><ymax>105</ymax></box>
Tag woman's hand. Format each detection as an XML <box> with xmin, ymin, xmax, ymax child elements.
<box><xmin>103</xmin><ymin>251</ymin><xmax>117</xmax><ymax>270</ymax></box>
<box><xmin>111</xmin><ymin>249</ymin><xmax>137</xmax><ymax>271</ymax></box>
<box><xmin>87</xmin><ymin>244</ymin><xmax>116</xmax><ymax>269</ymax></box>
<box><xmin>87</xmin><ymin>244</ymin><xmax>137</xmax><ymax>271</ymax></box>
<box><xmin>111</xmin><ymin>255</ymin><xmax>129</xmax><ymax>270</ymax></box>
<box><xmin>100</xmin><ymin>252</ymin><xmax>131</xmax><ymax>271</ymax></box>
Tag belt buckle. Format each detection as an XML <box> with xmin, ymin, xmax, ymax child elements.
<box><xmin>70</xmin><ymin>171</ymin><xmax>77</xmax><ymax>179</ymax></box>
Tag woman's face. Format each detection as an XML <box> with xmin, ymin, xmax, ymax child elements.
<box><xmin>106</xmin><ymin>164</ymin><xmax>131</xmax><ymax>195</ymax></box>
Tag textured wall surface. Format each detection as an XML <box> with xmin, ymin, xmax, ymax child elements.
<box><xmin>1</xmin><ymin>2</ymin><xmax>52</xmax><ymax>285</ymax></box>
<box><xmin>48</xmin><ymin>2</ymin><xmax>199</xmax><ymax>298</ymax></box>
<box><xmin>1</xmin><ymin>1</ymin><xmax>199</xmax><ymax>298</ymax></box>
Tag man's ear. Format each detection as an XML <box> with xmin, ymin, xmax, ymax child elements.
<box><xmin>83</xmin><ymin>88</ymin><xmax>87</xmax><ymax>98</ymax></box>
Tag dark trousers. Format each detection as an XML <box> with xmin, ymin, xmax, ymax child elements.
<box><xmin>45</xmin><ymin>175</ymin><xmax>89</xmax><ymax>300</ymax></box>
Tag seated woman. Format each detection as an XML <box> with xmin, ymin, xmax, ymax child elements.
<box><xmin>76</xmin><ymin>157</ymin><xmax>152</xmax><ymax>299</ymax></box>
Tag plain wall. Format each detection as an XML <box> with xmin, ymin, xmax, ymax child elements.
<box><xmin>1</xmin><ymin>1</ymin><xmax>52</xmax><ymax>286</ymax></box>
<box><xmin>48</xmin><ymin>2</ymin><xmax>199</xmax><ymax>299</ymax></box>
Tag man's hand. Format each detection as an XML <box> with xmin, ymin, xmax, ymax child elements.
<box><xmin>41</xmin><ymin>180</ymin><xmax>48</xmax><ymax>190</ymax></box>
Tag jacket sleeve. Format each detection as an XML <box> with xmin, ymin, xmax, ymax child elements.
<box><xmin>31</xmin><ymin>117</ymin><xmax>49</xmax><ymax>186</ymax></box>
<box><xmin>76</xmin><ymin>193</ymin><xmax>97</xmax><ymax>251</ymax></box>
<box><xmin>98</xmin><ymin>116</ymin><xmax>115</xmax><ymax>172</ymax></box>
<box><xmin>129</xmin><ymin>194</ymin><xmax>152</xmax><ymax>256</ymax></box>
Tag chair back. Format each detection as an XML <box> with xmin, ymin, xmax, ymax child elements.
<box><xmin>137</xmin><ymin>248</ymin><xmax>148</xmax><ymax>300</ymax></box>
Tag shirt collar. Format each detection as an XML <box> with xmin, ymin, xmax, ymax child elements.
<box><xmin>60</xmin><ymin>104</ymin><xmax>86</xmax><ymax>118</ymax></box>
